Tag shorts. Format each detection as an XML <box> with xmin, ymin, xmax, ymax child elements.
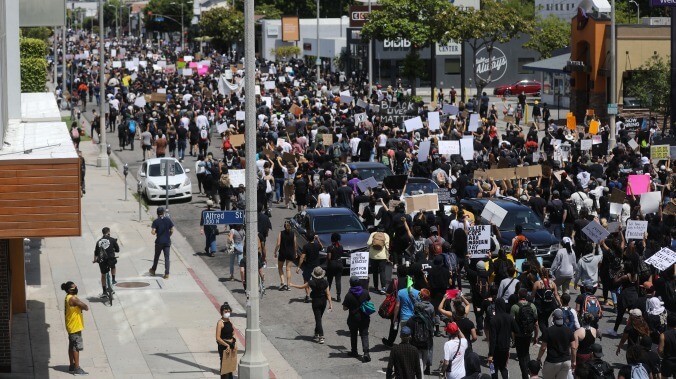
<box><xmin>142</xmin><ymin>145</ymin><xmax>152</xmax><ymax>151</ymax></box>
<box><xmin>98</xmin><ymin>258</ymin><xmax>117</xmax><ymax>274</ymax></box>
<box><xmin>277</xmin><ymin>250</ymin><xmax>296</xmax><ymax>262</ymax></box>
<box><xmin>239</xmin><ymin>254</ymin><xmax>264</xmax><ymax>270</ymax></box>
<box><xmin>68</xmin><ymin>331</ymin><xmax>83</xmax><ymax>351</ymax></box>
<box><xmin>302</xmin><ymin>267</ymin><xmax>314</xmax><ymax>283</ymax></box>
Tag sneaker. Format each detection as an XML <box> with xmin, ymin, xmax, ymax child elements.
<box><xmin>319</xmin><ymin>336</ymin><xmax>325</xmax><ymax>344</ymax></box>
<box><xmin>304</xmin><ymin>295</ymin><xmax>310</xmax><ymax>303</ymax></box>
<box><xmin>313</xmin><ymin>335</ymin><xmax>320</xmax><ymax>343</ymax></box>
<box><xmin>476</xmin><ymin>329</ymin><xmax>484</xmax><ymax>337</ymax></box>
<box><xmin>382</xmin><ymin>338</ymin><xmax>393</xmax><ymax>348</ymax></box>
<box><xmin>112</xmin><ymin>280</ymin><xmax>117</xmax><ymax>285</ymax></box>
<box><xmin>336</xmin><ymin>295</ymin><xmax>341</xmax><ymax>302</ymax></box>
<box><xmin>377</xmin><ymin>290</ymin><xmax>386</xmax><ymax>295</ymax></box>
<box><xmin>279</xmin><ymin>285</ymin><xmax>286</xmax><ymax>291</ymax></box>
<box><xmin>362</xmin><ymin>353</ymin><xmax>371</xmax><ymax>363</ymax></box>
<box><xmin>69</xmin><ymin>364</ymin><xmax>75</xmax><ymax>372</ymax></box>
<box><xmin>99</xmin><ymin>293</ymin><xmax>108</xmax><ymax>298</ymax></box>
<box><xmin>73</xmin><ymin>367</ymin><xmax>89</xmax><ymax>376</ymax></box>
<box><xmin>163</xmin><ymin>274</ymin><xmax>169</xmax><ymax>279</ymax></box>
<box><xmin>347</xmin><ymin>351</ymin><xmax>360</xmax><ymax>359</ymax></box>
<box><xmin>149</xmin><ymin>269</ymin><xmax>155</xmax><ymax>276</ymax></box>
<box><xmin>607</xmin><ymin>329</ymin><xmax>619</xmax><ymax>337</ymax></box>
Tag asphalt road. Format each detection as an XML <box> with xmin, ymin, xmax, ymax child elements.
<box><xmin>76</xmin><ymin>98</ymin><xmax>635</xmax><ymax>379</ymax></box>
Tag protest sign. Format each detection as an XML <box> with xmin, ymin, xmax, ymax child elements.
<box><xmin>625</xmin><ymin>220</ymin><xmax>648</xmax><ymax>240</ymax></box>
<box><xmin>473</xmin><ymin>170</ymin><xmax>488</xmax><ymax>180</ymax></box>
<box><xmin>607</xmin><ymin>222</ymin><xmax>621</xmax><ymax>234</ymax></box>
<box><xmin>627</xmin><ymin>175</ymin><xmax>651</xmax><ymax>195</ymax></box>
<box><xmin>627</xmin><ymin>139</ymin><xmax>639</xmax><ymax>150</ymax></box>
<box><xmin>609</xmin><ymin>188</ymin><xmax>626</xmax><ymax>204</ymax></box>
<box><xmin>481</xmin><ymin>201</ymin><xmax>508</xmax><ymax>227</ymax></box>
<box><xmin>350</xmin><ymin>251</ymin><xmax>369</xmax><ymax>279</ymax></box>
<box><xmin>405</xmin><ymin>193</ymin><xmax>440</xmax><ymax>212</ymax></box>
<box><xmin>235</xmin><ymin>111</ymin><xmax>245</xmax><ymax>121</ymax></box>
<box><xmin>428</xmin><ymin>112</ymin><xmax>441</xmax><ymax>131</ymax></box>
<box><xmin>357</xmin><ymin>177</ymin><xmax>379</xmax><ymax>193</ymax></box>
<box><xmin>354</xmin><ymin>112</ymin><xmax>368</xmax><ymax>124</ymax></box>
<box><xmin>356</xmin><ymin>99</ymin><xmax>369</xmax><ymax>109</ymax></box>
<box><xmin>229</xmin><ymin>169</ymin><xmax>245</xmax><ymax>187</ymax></box>
<box><xmin>282</xmin><ymin>152</ymin><xmax>295</xmax><ymax>163</ymax></box>
<box><xmin>289</xmin><ymin>104</ymin><xmax>302</xmax><ymax>117</ymax></box>
<box><xmin>592</xmin><ymin>135</ymin><xmax>602</xmax><ymax>145</ymax></box>
<box><xmin>580</xmin><ymin>139</ymin><xmax>592</xmax><ymax>151</ymax></box>
<box><xmin>651</xmin><ymin>144</ymin><xmax>670</xmax><ymax>160</ymax></box>
<box><xmin>533</xmin><ymin>152</ymin><xmax>541</xmax><ymax>162</ymax></box>
<box><xmin>216</xmin><ymin>122</ymin><xmax>229</xmax><ymax>134</ymax></box>
<box><xmin>229</xmin><ymin>134</ymin><xmax>245</xmax><ymax>147</ymax></box>
<box><xmin>379</xmin><ymin>101</ymin><xmax>420</xmax><ymax>125</ymax></box>
<box><xmin>438</xmin><ymin>140</ymin><xmax>460</xmax><ymax>155</ymax></box>
<box><xmin>340</xmin><ymin>95</ymin><xmax>354</xmax><ymax>105</ymax></box>
<box><xmin>404</xmin><ymin>117</ymin><xmax>424</xmax><ymax>132</ymax></box>
<box><xmin>442</xmin><ymin>104</ymin><xmax>459</xmax><ymax>115</ymax></box>
<box><xmin>322</xmin><ymin>134</ymin><xmax>333</xmax><ymax>147</ymax></box>
<box><xmin>264</xmin><ymin>81</ymin><xmax>276</xmax><ymax>90</ymax></box>
<box><xmin>609</xmin><ymin>203</ymin><xmax>623</xmax><ymax>216</ymax></box>
<box><xmin>133</xmin><ymin>97</ymin><xmax>146</xmax><ymax>108</ymax></box>
<box><xmin>645</xmin><ymin>248</ymin><xmax>676</xmax><ymax>272</ymax></box>
<box><xmin>582</xmin><ymin>221</ymin><xmax>610</xmax><ymax>243</ymax></box>
<box><xmin>434</xmin><ymin>188</ymin><xmax>452</xmax><ymax>204</ymax></box>
<box><xmin>418</xmin><ymin>141</ymin><xmax>431</xmax><ymax>162</ymax></box>
<box><xmin>460</xmin><ymin>137</ymin><xmax>474</xmax><ymax>161</ymax></box>
<box><xmin>485</xmin><ymin>168</ymin><xmax>515</xmax><ymax>181</ymax></box>
<box><xmin>640</xmin><ymin>191</ymin><xmax>662</xmax><ymax>214</ymax></box>
<box><xmin>468</xmin><ymin>114</ymin><xmax>480</xmax><ymax>132</ymax></box>
<box><xmin>467</xmin><ymin>225</ymin><xmax>491</xmax><ymax>258</ymax></box>
<box><xmin>515</xmin><ymin>165</ymin><xmax>542</xmax><ymax>178</ymax></box>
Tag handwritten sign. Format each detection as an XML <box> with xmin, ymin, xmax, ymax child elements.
<box><xmin>467</xmin><ymin>225</ymin><xmax>491</xmax><ymax>258</ymax></box>
<box><xmin>651</xmin><ymin>144</ymin><xmax>670</xmax><ymax>160</ymax></box>
<box><xmin>229</xmin><ymin>169</ymin><xmax>246</xmax><ymax>187</ymax></box>
<box><xmin>480</xmin><ymin>201</ymin><xmax>507</xmax><ymax>227</ymax></box>
<box><xmin>581</xmin><ymin>139</ymin><xmax>592</xmax><ymax>151</ymax></box>
<box><xmin>645</xmin><ymin>248</ymin><xmax>676</xmax><ymax>272</ymax></box>
<box><xmin>350</xmin><ymin>251</ymin><xmax>369</xmax><ymax>279</ymax></box>
<box><xmin>625</xmin><ymin>220</ymin><xmax>648</xmax><ymax>240</ymax></box>
<box><xmin>404</xmin><ymin>116</ymin><xmax>424</xmax><ymax>132</ymax></box>
<box><xmin>581</xmin><ymin>220</ymin><xmax>610</xmax><ymax>243</ymax></box>
<box><xmin>439</xmin><ymin>140</ymin><xmax>460</xmax><ymax>155</ymax></box>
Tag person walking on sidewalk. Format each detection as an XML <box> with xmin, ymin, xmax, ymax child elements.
<box><xmin>216</xmin><ymin>302</ymin><xmax>237</xmax><ymax>379</ymax></box>
<box><xmin>150</xmin><ymin>207</ymin><xmax>174</xmax><ymax>279</ymax></box>
<box><xmin>93</xmin><ymin>227</ymin><xmax>120</xmax><ymax>297</ymax></box>
<box><xmin>61</xmin><ymin>281</ymin><xmax>89</xmax><ymax>376</ymax></box>
<box><xmin>289</xmin><ymin>266</ymin><xmax>333</xmax><ymax>344</ymax></box>
<box><xmin>200</xmin><ymin>200</ymin><xmax>218</xmax><ymax>257</ymax></box>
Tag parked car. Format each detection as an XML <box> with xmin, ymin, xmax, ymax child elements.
<box><xmin>493</xmin><ymin>80</ymin><xmax>542</xmax><ymax>96</ymax></box>
<box><xmin>459</xmin><ymin>198</ymin><xmax>560</xmax><ymax>266</ymax></box>
<box><xmin>347</xmin><ymin>162</ymin><xmax>393</xmax><ymax>185</ymax></box>
<box><xmin>403</xmin><ymin>177</ymin><xmax>439</xmax><ymax>196</ymax></box>
<box><xmin>289</xmin><ymin>208</ymin><xmax>370</xmax><ymax>267</ymax></box>
<box><xmin>138</xmin><ymin>158</ymin><xmax>192</xmax><ymax>202</ymax></box>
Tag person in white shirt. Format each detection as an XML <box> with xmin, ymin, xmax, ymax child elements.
<box><xmin>442</xmin><ymin>322</ymin><xmax>468</xmax><ymax>379</ymax></box>
<box><xmin>349</xmin><ymin>133</ymin><xmax>361</xmax><ymax>161</ymax></box>
<box><xmin>498</xmin><ymin>265</ymin><xmax>518</xmax><ymax>301</ymax></box>
<box><xmin>316</xmin><ymin>186</ymin><xmax>332</xmax><ymax>208</ymax></box>
<box><xmin>576</xmin><ymin>170</ymin><xmax>591</xmax><ymax>189</ymax></box>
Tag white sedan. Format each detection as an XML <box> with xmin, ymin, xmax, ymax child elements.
<box><xmin>138</xmin><ymin>158</ymin><xmax>192</xmax><ymax>202</ymax></box>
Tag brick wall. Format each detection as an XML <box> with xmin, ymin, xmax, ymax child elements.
<box><xmin>0</xmin><ymin>239</ymin><xmax>9</xmax><ymax>372</ymax></box>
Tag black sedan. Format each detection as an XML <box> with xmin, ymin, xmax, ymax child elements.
<box><xmin>288</xmin><ymin>208</ymin><xmax>371</xmax><ymax>267</ymax></box>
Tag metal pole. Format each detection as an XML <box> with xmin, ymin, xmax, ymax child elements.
<box><xmin>53</xmin><ymin>27</ymin><xmax>57</xmax><ymax>84</ymax></box>
<box><xmin>97</xmin><ymin>0</ymin><xmax>109</xmax><ymax>167</ymax></box>
<box><xmin>181</xmin><ymin>4</ymin><xmax>185</xmax><ymax>52</ymax></box>
<box><xmin>316</xmin><ymin>0</ymin><xmax>321</xmax><ymax>84</ymax></box>
<box><xmin>238</xmin><ymin>0</ymin><xmax>269</xmax><ymax>374</ymax></box>
<box><xmin>164</xmin><ymin>159</ymin><xmax>170</xmax><ymax>212</ymax></box>
<box><xmin>367</xmin><ymin>0</ymin><xmax>372</xmax><ymax>97</ymax></box>
<box><xmin>609</xmin><ymin>0</ymin><xmax>617</xmax><ymax>150</ymax></box>
<box><xmin>62</xmin><ymin>25</ymin><xmax>67</xmax><ymax>105</ymax></box>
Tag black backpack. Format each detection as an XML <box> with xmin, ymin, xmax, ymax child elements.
<box><xmin>516</xmin><ymin>302</ymin><xmax>537</xmax><ymax>336</ymax></box>
<box><xmin>410</xmin><ymin>313</ymin><xmax>432</xmax><ymax>349</ymax></box>
<box><xmin>477</xmin><ymin>274</ymin><xmax>490</xmax><ymax>298</ymax></box>
<box><xmin>589</xmin><ymin>360</ymin><xmax>614</xmax><ymax>379</ymax></box>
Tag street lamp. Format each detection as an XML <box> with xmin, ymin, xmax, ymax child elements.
<box><xmin>629</xmin><ymin>0</ymin><xmax>639</xmax><ymax>24</ymax></box>
<box><xmin>170</xmin><ymin>1</ymin><xmax>188</xmax><ymax>52</ymax></box>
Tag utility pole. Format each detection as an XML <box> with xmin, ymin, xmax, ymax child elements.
<box><xmin>367</xmin><ymin>0</ymin><xmax>372</xmax><ymax>97</ymax></box>
<box><xmin>238</xmin><ymin>0</ymin><xmax>270</xmax><ymax>375</ymax></box>
<box><xmin>316</xmin><ymin>0</ymin><xmax>321</xmax><ymax>84</ymax></box>
<box><xmin>97</xmin><ymin>0</ymin><xmax>109</xmax><ymax>168</ymax></box>
<box><xmin>609</xmin><ymin>0</ymin><xmax>617</xmax><ymax>150</ymax></box>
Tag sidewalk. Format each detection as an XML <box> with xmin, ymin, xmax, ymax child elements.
<box><xmin>7</xmin><ymin>108</ymin><xmax>298</xmax><ymax>378</ymax></box>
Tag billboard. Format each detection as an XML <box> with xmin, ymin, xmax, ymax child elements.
<box><xmin>349</xmin><ymin>5</ymin><xmax>384</xmax><ymax>27</ymax></box>
<box><xmin>20</xmin><ymin>0</ymin><xmax>65</xmax><ymax>27</ymax></box>
<box><xmin>281</xmin><ymin>16</ymin><xmax>300</xmax><ymax>42</ymax></box>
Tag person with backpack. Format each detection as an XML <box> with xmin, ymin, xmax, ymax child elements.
<box><xmin>497</xmin><ymin>264</ymin><xmax>519</xmax><ymax>302</ymax></box>
<box><xmin>465</xmin><ymin>255</ymin><xmax>494</xmax><ymax>337</ymax></box>
<box><xmin>617</xmin><ymin>345</ymin><xmax>653</xmax><ymax>379</ymax></box>
<box><xmin>533</xmin><ymin>267</ymin><xmax>562</xmax><ymax>339</ymax></box>
<box><xmin>536</xmin><ymin>308</ymin><xmax>578</xmax><ymax>379</ymax></box>
<box><xmin>510</xmin><ymin>288</ymin><xmax>540</xmax><ymax>379</ymax></box>
<box><xmin>550</xmin><ymin>237</ymin><xmax>578</xmax><ymax>295</ymax></box>
<box><xmin>92</xmin><ymin>227</ymin><xmax>120</xmax><ymax>297</ymax></box>
<box><xmin>575</xmin><ymin>281</ymin><xmax>603</xmax><ymax>330</ymax></box>
<box><xmin>658</xmin><ymin>313</ymin><xmax>676</xmax><ymax>378</ymax></box>
<box><xmin>368</xmin><ymin>229</ymin><xmax>391</xmax><ymax>294</ymax></box>
<box><xmin>488</xmin><ymin>298</ymin><xmax>519</xmax><ymax>379</ymax></box>
<box><xmin>582</xmin><ymin>343</ymin><xmax>615</xmax><ymax>379</ymax></box>
<box><xmin>385</xmin><ymin>326</ymin><xmax>423</xmax><ymax>379</ymax></box>
<box><xmin>609</xmin><ymin>261</ymin><xmax>641</xmax><ymax>337</ymax></box>
<box><xmin>546</xmin><ymin>190</ymin><xmax>566</xmax><ymax>240</ymax></box>
<box><xmin>574</xmin><ymin>313</ymin><xmax>600</xmax><ymax>365</ymax></box>
<box><xmin>441</xmin><ymin>322</ymin><xmax>469</xmax><ymax>379</ymax></box>
<box><xmin>511</xmin><ymin>224</ymin><xmax>531</xmax><ymax>259</ymax></box>
<box><xmin>342</xmin><ymin>276</ymin><xmax>372</xmax><ymax>362</ymax></box>
<box><xmin>616</xmin><ymin>309</ymin><xmax>651</xmax><ymax>356</ymax></box>
<box><xmin>491</xmin><ymin>249</ymin><xmax>513</xmax><ymax>284</ymax></box>
<box><xmin>405</xmin><ymin>299</ymin><xmax>435</xmax><ymax>375</ymax></box>
<box><xmin>575</xmin><ymin>245</ymin><xmax>603</xmax><ymax>291</ymax></box>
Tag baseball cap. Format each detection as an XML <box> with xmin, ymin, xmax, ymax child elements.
<box><xmin>476</xmin><ymin>261</ymin><xmax>486</xmax><ymax>271</ymax></box>
<box><xmin>349</xmin><ymin>276</ymin><xmax>361</xmax><ymax>286</ymax></box>
<box><xmin>430</xmin><ymin>226</ymin><xmax>438</xmax><ymax>234</ymax></box>
<box><xmin>552</xmin><ymin>309</ymin><xmax>564</xmax><ymax>326</ymax></box>
<box><xmin>629</xmin><ymin>309</ymin><xmax>642</xmax><ymax>318</ymax></box>
<box><xmin>157</xmin><ymin>207</ymin><xmax>165</xmax><ymax>214</ymax></box>
<box><xmin>591</xmin><ymin>343</ymin><xmax>604</xmax><ymax>358</ymax></box>
<box><xmin>445</xmin><ymin>322</ymin><xmax>459</xmax><ymax>335</ymax></box>
<box><xmin>401</xmin><ymin>326</ymin><xmax>412</xmax><ymax>337</ymax></box>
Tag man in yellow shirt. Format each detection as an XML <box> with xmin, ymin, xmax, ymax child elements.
<box><xmin>367</xmin><ymin>229</ymin><xmax>391</xmax><ymax>294</ymax></box>
<box><xmin>61</xmin><ymin>281</ymin><xmax>89</xmax><ymax>375</ymax></box>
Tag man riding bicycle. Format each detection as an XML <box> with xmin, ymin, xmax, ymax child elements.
<box><xmin>93</xmin><ymin>227</ymin><xmax>120</xmax><ymax>297</ymax></box>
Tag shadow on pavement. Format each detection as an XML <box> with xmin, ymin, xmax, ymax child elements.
<box><xmin>153</xmin><ymin>352</ymin><xmax>219</xmax><ymax>376</ymax></box>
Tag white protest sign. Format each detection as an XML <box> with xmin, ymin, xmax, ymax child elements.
<box><xmin>481</xmin><ymin>201</ymin><xmax>508</xmax><ymax>227</ymax></box>
<box><xmin>264</xmin><ymin>81</ymin><xmax>276</xmax><ymax>90</ymax></box>
<box><xmin>235</xmin><ymin>111</ymin><xmax>245</xmax><ymax>121</ymax></box>
<box><xmin>581</xmin><ymin>220</ymin><xmax>610</xmax><ymax>243</ymax></box>
<box><xmin>216</xmin><ymin>122</ymin><xmax>229</xmax><ymax>134</ymax></box>
<box><xmin>112</xmin><ymin>61</ymin><xmax>122</xmax><ymax>68</ymax></box>
<box><xmin>229</xmin><ymin>169</ymin><xmax>246</xmax><ymax>187</ymax></box>
<box><xmin>533</xmin><ymin>152</ymin><xmax>541</xmax><ymax>162</ymax></box>
<box><xmin>261</xmin><ymin>97</ymin><xmax>272</xmax><ymax>108</ymax></box>
<box><xmin>404</xmin><ymin>117</ymin><xmax>424</xmax><ymax>132</ymax></box>
<box><xmin>609</xmin><ymin>202</ymin><xmax>623</xmax><ymax>216</ymax></box>
<box><xmin>340</xmin><ymin>95</ymin><xmax>354</xmax><ymax>105</ymax></box>
<box><xmin>581</xmin><ymin>139</ymin><xmax>593</xmax><ymax>151</ymax></box>
<box><xmin>133</xmin><ymin>97</ymin><xmax>146</xmax><ymax>108</ymax></box>
<box><xmin>467</xmin><ymin>225</ymin><xmax>491</xmax><ymax>258</ymax></box>
<box><xmin>460</xmin><ymin>136</ymin><xmax>474</xmax><ymax>161</ymax></box>
<box><xmin>645</xmin><ymin>248</ymin><xmax>676</xmax><ymax>272</ymax></box>
<box><xmin>627</xmin><ymin>139</ymin><xmax>639</xmax><ymax>150</ymax></box>
<box><xmin>625</xmin><ymin>220</ymin><xmax>648</xmax><ymax>240</ymax></box>
<box><xmin>468</xmin><ymin>114</ymin><xmax>480</xmax><ymax>132</ymax></box>
<box><xmin>354</xmin><ymin>112</ymin><xmax>367</xmax><ymax>124</ymax></box>
<box><xmin>438</xmin><ymin>140</ymin><xmax>460</xmax><ymax>156</ymax></box>
<box><xmin>357</xmin><ymin>99</ymin><xmax>369</xmax><ymax>109</ymax></box>
<box><xmin>340</xmin><ymin>90</ymin><xmax>351</xmax><ymax>97</ymax></box>
<box><xmin>350</xmin><ymin>251</ymin><xmax>369</xmax><ymax>279</ymax></box>
<box><xmin>418</xmin><ymin>140</ymin><xmax>431</xmax><ymax>162</ymax></box>
<box><xmin>428</xmin><ymin>112</ymin><xmax>441</xmax><ymax>131</ymax></box>
<box><xmin>640</xmin><ymin>191</ymin><xmax>661</xmax><ymax>214</ymax></box>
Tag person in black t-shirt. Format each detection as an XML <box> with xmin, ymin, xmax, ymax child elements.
<box><xmin>297</xmin><ymin>234</ymin><xmax>323</xmax><ymax>303</ymax></box>
<box><xmin>289</xmin><ymin>267</ymin><xmax>332</xmax><ymax>344</ymax></box>
<box><xmin>536</xmin><ymin>309</ymin><xmax>576</xmax><ymax>379</ymax></box>
<box><xmin>176</xmin><ymin>125</ymin><xmax>188</xmax><ymax>161</ymax></box>
<box><xmin>617</xmin><ymin>345</ymin><xmax>653</xmax><ymax>379</ymax></box>
<box><xmin>342</xmin><ymin>276</ymin><xmax>372</xmax><ymax>362</ymax></box>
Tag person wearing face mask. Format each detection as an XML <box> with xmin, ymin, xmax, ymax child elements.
<box><xmin>215</xmin><ymin>302</ymin><xmax>237</xmax><ymax>379</ymax></box>
<box><xmin>61</xmin><ymin>281</ymin><xmax>89</xmax><ymax>375</ymax></box>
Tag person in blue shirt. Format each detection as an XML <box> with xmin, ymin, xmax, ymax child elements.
<box><xmin>395</xmin><ymin>275</ymin><xmax>420</xmax><ymax>326</ymax></box>
<box><xmin>150</xmin><ymin>207</ymin><xmax>174</xmax><ymax>279</ymax></box>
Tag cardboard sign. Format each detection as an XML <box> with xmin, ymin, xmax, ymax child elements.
<box><xmin>383</xmin><ymin>175</ymin><xmax>408</xmax><ymax>191</ymax></box>
<box><xmin>418</xmin><ymin>140</ymin><xmax>431</xmax><ymax>162</ymax></box>
<box><xmin>428</xmin><ymin>111</ymin><xmax>441</xmax><ymax>131</ymax></box>
<box><xmin>438</xmin><ymin>140</ymin><xmax>460</xmax><ymax>155</ymax></box>
<box><xmin>581</xmin><ymin>220</ymin><xmax>610</xmax><ymax>243</ymax></box>
<box><xmin>515</xmin><ymin>165</ymin><xmax>542</xmax><ymax>178</ymax></box>
<box><xmin>625</xmin><ymin>220</ymin><xmax>648</xmax><ymax>240</ymax></box>
<box><xmin>473</xmin><ymin>170</ymin><xmax>488</xmax><ymax>180</ymax></box>
<box><xmin>322</xmin><ymin>134</ymin><xmax>333</xmax><ymax>146</ymax></box>
<box><xmin>262</xmin><ymin>149</ymin><xmax>276</xmax><ymax>160</ymax></box>
<box><xmin>640</xmin><ymin>191</ymin><xmax>662</xmax><ymax>214</ymax></box>
<box><xmin>651</xmin><ymin>144</ymin><xmax>670</xmax><ymax>160</ymax></box>
<box><xmin>282</xmin><ymin>152</ymin><xmax>295</xmax><ymax>163</ymax></box>
<box><xmin>485</xmin><ymin>168</ymin><xmax>515</xmax><ymax>181</ymax></box>
<box><xmin>609</xmin><ymin>188</ymin><xmax>626</xmax><ymax>204</ymax></box>
<box><xmin>460</xmin><ymin>137</ymin><xmax>474</xmax><ymax>161</ymax></box>
<box><xmin>229</xmin><ymin>134</ymin><xmax>245</xmax><ymax>147</ymax></box>
<box><xmin>404</xmin><ymin>116</ymin><xmax>424</xmax><ymax>132</ymax></box>
<box><xmin>467</xmin><ymin>225</ymin><xmax>491</xmax><ymax>258</ymax></box>
<box><xmin>149</xmin><ymin>93</ymin><xmax>166</xmax><ymax>103</ymax></box>
<box><xmin>480</xmin><ymin>201</ymin><xmax>507</xmax><ymax>227</ymax></box>
<box><xmin>350</xmin><ymin>251</ymin><xmax>369</xmax><ymax>279</ymax></box>
<box><xmin>357</xmin><ymin>177</ymin><xmax>379</xmax><ymax>193</ymax></box>
<box><xmin>627</xmin><ymin>175</ymin><xmax>651</xmax><ymax>195</ymax></box>
<box><xmin>645</xmin><ymin>248</ymin><xmax>676</xmax><ymax>272</ymax></box>
<box><xmin>229</xmin><ymin>169</ymin><xmax>246</xmax><ymax>187</ymax></box>
<box><xmin>289</xmin><ymin>104</ymin><xmax>302</xmax><ymax>117</ymax></box>
<box><xmin>405</xmin><ymin>193</ymin><xmax>440</xmax><ymax>212</ymax></box>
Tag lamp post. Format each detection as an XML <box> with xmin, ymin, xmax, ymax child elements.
<box><xmin>170</xmin><ymin>2</ymin><xmax>187</xmax><ymax>52</ymax></box>
<box><xmin>629</xmin><ymin>0</ymin><xmax>639</xmax><ymax>24</ymax></box>
<box><xmin>238</xmin><ymin>0</ymin><xmax>270</xmax><ymax>376</ymax></box>
<box><xmin>368</xmin><ymin>0</ymin><xmax>372</xmax><ymax>97</ymax></box>
<box><xmin>316</xmin><ymin>0</ymin><xmax>321</xmax><ymax>83</ymax></box>
<box><xmin>97</xmin><ymin>0</ymin><xmax>109</xmax><ymax>168</ymax></box>
<box><xmin>609</xmin><ymin>0</ymin><xmax>617</xmax><ymax>150</ymax></box>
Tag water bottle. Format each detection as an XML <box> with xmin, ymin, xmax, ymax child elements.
<box><xmin>489</xmin><ymin>363</ymin><xmax>495</xmax><ymax>374</ymax></box>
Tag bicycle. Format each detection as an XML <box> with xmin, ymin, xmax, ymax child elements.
<box><xmin>104</xmin><ymin>269</ymin><xmax>114</xmax><ymax>306</ymax></box>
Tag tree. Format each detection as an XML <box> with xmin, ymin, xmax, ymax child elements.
<box><xmin>360</xmin><ymin>0</ymin><xmax>453</xmax><ymax>94</ymax></box>
<box><xmin>198</xmin><ymin>7</ymin><xmax>244</xmax><ymax>53</ymax></box>
<box><xmin>255</xmin><ymin>4</ymin><xmax>284</xmax><ymax>19</ymax></box>
<box><xmin>144</xmin><ymin>0</ymin><xmax>193</xmax><ymax>33</ymax></box>
<box><xmin>271</xmin><ymin>45</ymin><xmax>301</xmax><ymax>61</ymax></box>
<box><xmin>523</xmin><ymin>14</ymin><xmax>569</xmax><ymax>59</ymax></box>
<box><xmin>625</xmin><ymin>54</ymin><xmax>670</xmax><ymax>128</ymax></box>
<box><xmin>20</xmin><ymin>27</ymin><xmax>52</xmax><ymax>43</ymax></box>
<box><xmin>444</xmin><ymin>0</ymin><xmax>534</xmax><ymax>96</ymax></box>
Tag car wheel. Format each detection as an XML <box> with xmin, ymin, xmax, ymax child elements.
<box><xmin>504</xmin><ymin>89</ymin><xmax>511</xmax><ymax>96</ymax></box>
<box><xmin>144</xmin><ymin>189</ymin><xmax>152</xmax><ymax>203</ymax></box>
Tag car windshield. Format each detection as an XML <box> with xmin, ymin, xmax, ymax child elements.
<box><xmin>357</xmin><ymin>168</ymin><xmax>391</xmax><ymax>182</ymax></box>
<box><xmin>405</xmin><ymin>182</ymin><xmax>439</xmax><ymax>196</ymax></box>
<box><xmin>313</xmin><ymin>215</ymin><xmax>366</xmax><ymax>234</ymax></box>
<box><xmin>148</xmin><ymin>162</ymin><xmax>185</xmax><ymax>177</ymax></box>
<box><xmin>499</xmin><ymin>210</ymin><xmax>543</xmax><ymax>230</ymax></box>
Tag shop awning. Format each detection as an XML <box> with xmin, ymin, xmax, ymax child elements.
<box><xmin>523</xmin><ymin>53</ymin><xmax>571</xmax><ymax>74</ymax></box>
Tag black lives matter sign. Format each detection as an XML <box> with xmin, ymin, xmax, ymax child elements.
<box><xmin>467</xmin><ymin>225</ymin><xmax>491</xmax><ymax>258</ymax></box>
<box><xmin>379</xmin><ymin>101</ymin><xmax>419</xmax><ymax>126</ymax></box>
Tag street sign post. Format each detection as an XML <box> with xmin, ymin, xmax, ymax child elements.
<box><xmin>202</xmin><ymin>210</ymin><xmax>245</xmax><ymax>225</ymax></box>
<box><xmin>161</xmin><ymin>159</ymin><xmax>174</xmax><ymax>212</ymax></box>
<box><xmin>607</xmin><ymin>103</ymin><xmax>618</xmax><ymax>115</ymax></box>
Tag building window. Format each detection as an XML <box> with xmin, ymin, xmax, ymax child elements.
<box><xmin>546</xmin><ymin>4</ymin><xmax>550</xmax><ymax>10</ymax></box>
<box><xmin>444</xmin><ymin>58</ymin><xmax>461</xmax><ymax>75</ymax></box>
<box><xmin>518</xmin><ymin>58</ymin><xmax>535</xmax><ymax>74</ymax></box>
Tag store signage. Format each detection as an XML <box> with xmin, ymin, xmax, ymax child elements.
<box><xmin>349</xmin><ymin>5</ymin><xmax>383</xmax><ymax>27</ymax></box>
<box><xmin>650</xmin><ymin>0</ymin><xmax>676</xmax><ymax>7</ymax></box>
<box><xmin>474</xmin><ymin>46</ymin><xmax>508</xmax><ymax>83</ymax></box>
<box><xmin>383</xmin><ymin>38</ymin><xmax>411</xmax><ymax>50</ymax></box>
<box><xmin>436</xmin><ymin>40</ymin><xmax>461</xmax><ymax>56</ymax></box>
